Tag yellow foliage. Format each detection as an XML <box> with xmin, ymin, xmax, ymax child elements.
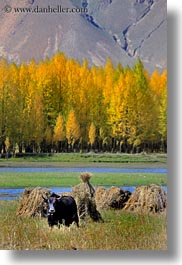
<box><xmin>53</xmin><ymin>115</ymin><xmax>65</xmax><ymax>142</ymax></box>
<box><xmin>66</xmin><ymin>109</ymin><xmax>80</xmax><ymax>146</ymax></box>
<box><xmin>0</xmin><ymin>56</ymin><xmax>167</xmax><ymax>152</ymax></box>
<box><xmin>88</xmin><ymin>122</ymin><xmax>96</xmax><ymax>146</ymax></box>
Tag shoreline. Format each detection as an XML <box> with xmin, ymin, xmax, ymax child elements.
<box><xmin>0</xmin><ymin>161</ymin><xmax>166</xmax><ymax>169</ymax></box>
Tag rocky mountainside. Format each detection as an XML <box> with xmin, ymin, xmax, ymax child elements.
<box><xmin>0</xmin><ymin>0</ymin><xmax>167</xmax><ymax>72</ymax></box>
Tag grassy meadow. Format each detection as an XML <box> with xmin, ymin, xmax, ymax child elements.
<box><xmin>0</xmin><ymin>152</ymin><xmax>167</xmax><ymax>164</ymax></box>
<box><xmin>0</xmin><ymin>152</ymin><xmax>167</xmax><ymax>188</ymax></box>
<box><xmin>0</xmin><ymin>201</ymin><xmax>167</xmax><ymax>250</ymax></box>
<box><xmin>0</xmin><ymin>153</ymin><xmax>167</xmax><ymax>250</ymax></box>
<box><xmin>0</xmin><ymin>171</ymin><xmax>166</xmax><ymax>188</ymax></box>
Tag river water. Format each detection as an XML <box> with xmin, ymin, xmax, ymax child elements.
<box><xmin>0</xmin><ymin>186</ymin><xmax>167</xmax><ymax>201</ymax></box>
<box><xmin>0</xmin><ymin>167</ymin><xmax>167</xmax><ymax>200</ymax></box>
<box><xmin>0</xmin><ymin>167</ymin><xmax>167</xmax><ymax>173</ymax></box>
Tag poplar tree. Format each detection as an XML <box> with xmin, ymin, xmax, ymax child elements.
<box><xmin>53</xmin><ymin>114</ymin><xmax>65</xmax><ymax>142</ymax></box>
<box><xmin>66</xmin><ymin>109</ymin><xmax>80</xmax><ymax>150</ymax></box>
<box><xmin>88</xmin><ymin>122</ymin><xmax>96</xmax><ymax>150</ymax></box>
<box><xmin>53</xmin><ymin>114</ymin><xmax>65</xmax><ymax>151</ymax></box>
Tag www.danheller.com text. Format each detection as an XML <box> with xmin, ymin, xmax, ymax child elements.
<box><xmin>3</xmin><ymin>4</ymin><xmax>88</xmax><ymax>14</ymax></box>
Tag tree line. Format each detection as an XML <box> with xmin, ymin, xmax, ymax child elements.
<box><xmin>0</xmin><ymin>52</ymin><xmax>167</xmax><ymax>155</ymax></box>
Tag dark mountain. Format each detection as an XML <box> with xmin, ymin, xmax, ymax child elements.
<box><xmin>0</xmin><ymin>0</ymin><xmax>167</xmax><ymax>71</ymax></box>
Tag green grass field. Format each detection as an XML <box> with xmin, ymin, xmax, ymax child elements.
<box><xmin>0</xmin><ymin>152</ymin><xmax>167</xmax><ymax>165</ymax></box>
<box><xmin>0</xmin><ymin>171</ymin><xmax>166</xmax><ymax>188</ymax></box>
<box><xmin>0</xmin><ymin>152</ymin><xmax>167</xmax><ymax>188</ymax></box>
<box><xmin>0</xmin><ymin>201</ymin><xmax>167</xmax><ymax>250</ymax></box>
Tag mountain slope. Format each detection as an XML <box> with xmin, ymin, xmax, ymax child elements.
<box><xmin>0</xmin><ymin>0</ymin><xmax>167</xmax><ymax>71</ymax></box>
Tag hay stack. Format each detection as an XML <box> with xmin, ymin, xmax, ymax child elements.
<box><xmin>123</xmin><ymin>184</ymin><xmax>167</xmax><ymax>213</ymax></box>
<box><xmin>95</xmin><ymin>186</ymin><xmax>131</xmax><ymax>210</ymax></box>
<box><xmin>16</xmin><ymin>187</ymin><xmax>51</xmax><ymax>217</ymax></box>
<box><xmin>72</xmin><ymin>172</ymin><xmax>103</xmax><ymax>222</ymax></box>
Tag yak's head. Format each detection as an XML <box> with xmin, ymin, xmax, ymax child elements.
<box><xmin>42</xmin><ymin>193</ymin><xmax>60</xmax><ymax>226</ymax></box>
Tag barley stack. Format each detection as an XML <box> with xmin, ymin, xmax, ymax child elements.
<box><xmin>72</xmin><ymin>172</ymin><xmax>103</xmax><ymax>222</ymax></box>
<box><xmin>123</xmin><ymin>184</ymin><xmax>167</xmax><ymax>213</ymax></box>
<box><xmin>95</xmin><ymin>186</ymin><xmax>131</xmax><ymax>210</ymax></box>
<box><xmin>16</xmin><ymin>187</ymin><xmax>51</xmax><ymax>217</ymax></box>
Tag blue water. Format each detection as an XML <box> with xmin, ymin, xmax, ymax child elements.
<box><xmin>0</xmin><ymin>167</ymin><xmax>167</xmax><ymax>174</ymax></box>
<box><xmin>0</xmin><ymin>187</ymin><xmax>72</xmax><ymax>201</ymax></box>
<box><xmin>0</xmin><ymin>167</ymin><xmax>167</xmax><ymax>200</ymax></box>
<box><xmin>0</xmin><ymin>186</ymin><xmax>167</xmax><ymax>201</ymax></box>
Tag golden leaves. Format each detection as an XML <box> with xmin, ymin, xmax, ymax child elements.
<box><xmin>0</xmin><ymin>56</ymin><xmax>167</xmax><ymax>152</ymax></box>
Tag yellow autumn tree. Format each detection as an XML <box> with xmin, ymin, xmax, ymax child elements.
<box><xmin>31</xmin><ymin>89</ymin><xmax>45</xmax><ymax>147</ymax></box>
<box><xmin>88</xmin><ymin>122</ymin><xmax>96</xmax><ymax>149</ymax></box>
<box><xmin>158</xmin><ymin>70</ymin><xmax>167</xmax><ymax>151</ymax></box>
<box><xmin>0</xmin><ymin>58</ymin><xmax>10</xmax><ymax>153</ymax></box>
<box><xmin>103</xmin><ymin>57</ymin><xmax>114</xmax><ymax>104</ymax></box>
<box><xmin>45</xmin><ymin>127</ymin><xmax>53</xmax><ymax>152</ymax></box>
<box><xmin>53</xmin><ymin>114</ymin><xmax>65</xmax><ymax>142</ymax></box>
<box><xmin>66</xmin><ymin>109</ymin><xmax>80</xmax><ymax>150</ymax></box>
<box><xmin>5</xmin><ymin>136</ymin><xmax>10</xmax><ymax>152</ymax></box>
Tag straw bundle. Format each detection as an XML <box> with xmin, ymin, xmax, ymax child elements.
<box><xmin>16</xmin><ymin>187</ymin><xmax>51</xmax><ymax>217</ymax></box>
<box><xmin>123</xmin><ymin>184</ymin><xmax>167</xmax><ymax>213</ymax></box>
<box><xmin>95</xmin><ymin>186</ymin><xmax>131</xmax><ymax>210</ymax></box>
<box><xmin>72</xmin><ymin>172</ymin><xmax>103</xmax><ymax>222</ymax></box>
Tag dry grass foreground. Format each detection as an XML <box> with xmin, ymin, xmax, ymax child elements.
<box><xmin>0</xmin><ymin>201</ymin><xmax>167</xmax><ymax>250</ymax></box>
<box><xmin>2</xmin><ymin>174</ymin><xmax>167</xmax><ymax>250</ymax></box>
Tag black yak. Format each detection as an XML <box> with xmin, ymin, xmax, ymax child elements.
<box><xmin>43</xmin><ymin>193</ymin><xmax>79</xmax><ymax>228</ymax></box>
